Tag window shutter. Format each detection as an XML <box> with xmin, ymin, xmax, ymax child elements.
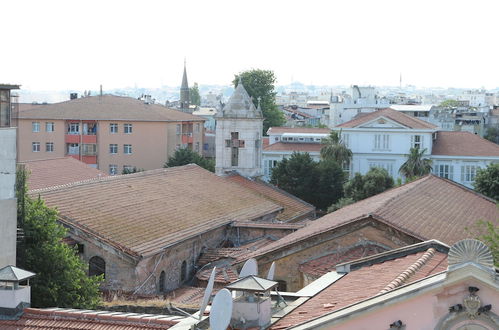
<box><xmin>461</xmin><ymin>166</ymin><xmax>464</xmax><ymax>182</ymax></box>
<box><xmin>410</xmin><ymin>135</ymin><xmax>414</xmax><ymax>148</ymax></box>
<box><xmin>450</xmin><ymin>165</ymin><xmax>453</xmax><ymax>180</ymax></box>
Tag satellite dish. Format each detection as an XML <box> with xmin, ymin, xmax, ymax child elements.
<box><xmin>198</xmin><ymin>267</ymin><xmax>216</xmax><ymax>319</ymax></box>
<box><xmin>209</xmin><ymin>289</ymin><xmax>233</xmax><ymax>330</ymax></box>
<box><xmin>267</xmin><ymin>262</ymin><xmax>276</xmax><ymax>281</ymax></box>
<box><xmin>239</xmin><ymin>258</ymin><xmax>258</xmax><ymax>278</ymax></box>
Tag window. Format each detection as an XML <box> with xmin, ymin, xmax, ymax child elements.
<box><xmin>32</xmin><ymin>122</ymin><xmax>40</xmax><ymax>132</ymax></box>
<box><xmin>264</xmin><ymin>159</ymin><xmax>279</xmax><ymax>177</ymax></box>
<box><xmin>342</xmin><ymin>160</ymin><xmax>352</xmax><ymax>177</ymax></box>
<box><xmin>89</xmin><ymin>256</ymin><xmax>106</xmax><ymax>278</ymax></box>
<box><xmin>159</xmin><ymin>271</ymin><xmax>166</xmax><ymax>293</ymax></box>
<box><xmin>109</xmin><ymin>123</ymin><xmax>118</xmax><ymax>133</ymax></box>
<box><xmin>32</xmin><ymin>142</ymin><xmax>40</xmax><ymax>152</ymax></box>
<box><xmin>67</xmin><ymin>143</ymin><xmax>79</xmax><ymax>155</ymax></box>
<box><xmin>0</xmin><ymin>90</ymin><xmax>10</xmax><ymax>127</ymax></box>
<box><xmin>373</xmin><ymin>134</ymin><xmax>390</xmax><ymax>150</ymax></box>
<box><xmin>82</xmin><ymin>144</ymin><xmax>97</xmax><ymax>155</ymax></box>
<box><xmin>435</xmin><ymin>164</ymin><xmax>453</xmax><ymax>180</ymax></box>
<box><xmin>411</xmin><ymin>135</ymin><xmax>423</xmax><ymax>149</ymax></box>
<box><xmin>461</xmin><ymin>164</ymin><xmax>480</xmax><ymax>182</ymax></box>
<box><xmin>45</xmin><ymin>122</ymin><xmax>54</xmax><ymax>132</ymax></box>
<box><xmin>195</xmin><ymin>142</ymin><xmax>200</xmax><ymax>152</ymax></box>
<box><xmin>124</xmin><ymin>123</ymin><xmax>132</xmax><ymax>134</ymax></box>
<box><xmin>46</xmin><ymin>142</ymin><xmax>54</xmax><ymax>152</ymax></box>
<box><xmin>176</xmin><ymin>144</ymin><xmax>181</xmax><ymax>150</ymax></box>
<box><xmin>176</xmin><ymin>124</ymin><xmax>181</xmax><ymax>135</ymax></box>
<box><xmin>195</xmin><ymin>123</ymin><xmax>200</xmax><ymax>133</ymax></box>
<box><xmin>68</xmin><ymin>123</ymin><xmax>79</xmax><ymax>135</ymax></box>
<box><xmin>123</xmin><ymin>165</ymin><xmax>134</xmax><ymax>173</ymax></box>
<box><xmin>368</xmin><ymin>160</ymin><xmax>394</xmax><ymax>176</ymax></box>
<box><xmin>180</xmin><ymin>261</ymin><xmax>187</xmax><ymax>282</ymax></box>
<box><xmin>109</xmin><ymin>144</ymin><xmax>118</xmax><ymax>154</ymax></box>
<box><xmin>109</xmin><ymin>164</ymin><xmax>118</xmax><ymax>175</ymax></box>
<box><xmin>342</xmin><ymin>133</ymin><xmax>350</xmax><ymax>148</ymax></box>
<box><xmin>276</xmin><ymin>280</ymin><xmax>287</xmax><ymax>292</ymax></box>
<box><xmin>124</xmin><ymin>144</ymin><xmax>132</xmax><ymax>154</ymax></box>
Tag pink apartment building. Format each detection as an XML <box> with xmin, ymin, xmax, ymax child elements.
<box><xmin>16</xmin><ymin>94</ymin><xmax>205</xmax><ymax>174</ymax></box>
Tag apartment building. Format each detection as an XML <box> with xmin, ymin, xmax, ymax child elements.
<box><xmin>16</xmin><ymin>94</ymin><xmax>204</xmax><ymax>174</ymax></box>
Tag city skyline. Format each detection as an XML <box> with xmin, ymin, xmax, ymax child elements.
<box><xmin>4</xmin><ymin>0</ymin><xmax>499</xmax><ymax>91</ymax></box>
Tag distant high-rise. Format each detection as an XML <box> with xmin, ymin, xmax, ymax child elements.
<box><xmin>179</xmin><ymin>60</ymin><xmax>190</xmax><ymax>113</ymax></box>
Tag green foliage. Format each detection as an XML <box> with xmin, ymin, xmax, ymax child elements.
<box><xmin>16</xmin><ymin>166</ymin><xmax>102</xmax><ymax>308</ymax></box>
<box><xmin>439</xmin><ymin>99</ymin><xmax>460</xmax><ymax>108</ymax></box>
<box><xmin>122</xmin><ymin>167</ymin><xmax>144</xmax><ymax>175</ymax></box>
<box><xmin>165</xmin><ymin>147</ymin><xmax>215</xmax><ymax>172</ymax></box>
<box><xmin>470</xmin><ymin>220</ymin><xmax>499</xmax><ymax>267</ymax></box>
<box><xmin>189</xmin><ymin>82</ymin><xmax>201</xmax><ymax>106</ymax></box>
<box><xmin>320</xmin><ymin>130</ymin><xmax>352</xmax><ymax>166</ymax></box>
<box><xmin>399</xmin><ymin>147</ymin><xmax>432</xmax><ymax>180</ymax></box>
<box><xmin>327</xmin><ymin>197</ymin><xmax>355</xmax><ymax>213</ymax></box>
<box><xmin>344</xmin><ymin>168</ymin><xmax>394</xmax><ymax>202</ymax></box>
<box><xmin>233</xmin><ymin>69</ymin><xmax>285</xmax><ymax>134</ymax></box>
<box><xmin>474</xmin><ymin>163</ymin><xmax>499</xmax><ymax>201</ymax></box>
<box><xmin>270</xmin><ymin>153</ymin><xmax>344</xmax><ymax>210</ymax></box>
<box><xmin>484</xmin><ymin>126</ymin><xmax>499</xmax><ymax>144</ymax></box>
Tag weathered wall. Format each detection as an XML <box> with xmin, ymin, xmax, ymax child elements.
<box><xmin>229</xmin><ymin>226</ymin><xmax>298</xmax><ymax>245</ymax></box>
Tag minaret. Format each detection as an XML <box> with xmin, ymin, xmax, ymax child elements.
<box><xmin>215</xmin><ymin>79</ymin><xmax>263</xmax><ymax>178</ymax></box>
<box><xmin>179</xmin><ymin>59</ymin><xmax>190</xmax><ymax>113</ymax></box>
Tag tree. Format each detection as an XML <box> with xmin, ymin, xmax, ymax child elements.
<box><xmin>122</xmin><ymin>167</ymin><xmax>144</xmax><ymax>175</ymax></box>
<box><xmin>344</xmin><ymin>168</ymin><xmax>394</xmax><ymax>202</ymax></box>
<box><xmin>469</xmin><ymin>219</ymin><xmax>499</xmax><ymax>267</ymax></box>
<box><xmin>320</xmin><ymin>130</ymin><xmax>352</xmax><ymax>167</ymax></box>
<box><xmin>399</xmin><ymin>147</ymin><xmax>432</xmax><ymax>180</ymax></box>
<box><xmin>233</xmin><ymin>69</ymin><xmax>285</xmax><ymax>134</ymax></box>
<box><xmin>474</xmin><ymin>163</ymin><xmax>499</xmax><ymax>200</ymax></box>
<box><xmin>270</xmin><ymin>153</ymin><xmax>344</xmax><ymax>210</ymax></box>
<box><xmin>327</xmin><ymin>197</ymin><xmax>355</xmax><ymax>213</ymax></box>
<box><xmin>484</xmin><ymin>126</ymin><xmax>499</xmax><ymax>144</ymax></box>
<box><xmin>439</xmin><ymin>99</ymin><xmax>460</xmax><ymax>108</ymax></box>
<box><xmin>165</xmin><ymin>147</ymin><xmax>215</xmax><ymax>172</ymax></box>
<box><xmin>189</xmin><ymin>82</ymin><xmax>201</xmax><ymax>106</ymax></box>
<box><xmin>16</xmin><ymin>166</ymin><xmax>102</xmax><ymax>308</ymax></box>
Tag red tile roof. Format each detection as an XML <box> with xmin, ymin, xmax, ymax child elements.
<box><xmin>225</xmin><ymin>174</ymin><xmax>315</xmax><ymax>221</ymax></box>
<box><xmin>267</xmin><ymin>127</ymin><xmax>331</xmax><ymax>135</ymax></box>
<box><xmin>0</xmin><ymin>308</ymin><xmax>178</xmax><ymax>329</ymax></box>
<box><xmin>272</xmin><ymin>246</ymin><xmax>448</xmax><ymax>329</ymax></box>
<box><xmin>246</xmin><ymin>175</ymin><xmax>499</xmax><ymax>261</ymax></box>
<box><xmin>16</xmin><ymin>95</ymin><xmax>204</xmax><ymax>122</ymax></box>
<box><xmin>196</xmin><ymin>266</ymin><xmax>239</xmax><ymax>284</ymax></box>
<box><xmin>264</xmin><ymin>142</ymin><xmax>323</xmax><ymax>153</ymax></box>
<box><xmin>299</xmin><ymin>244</ymin><xmax>387</xmax><ymax>278</ymax></box>
<box><xmin>432</xmin><ymin>131</ymin><xmax>499</xmax><ymax>157</ymax></box>
<box><xmin>31</xmin><ymin>165</ymin><xmax>282</xmax><ymax>258</ymax></box>
<box><xmin>336</xmin><ymin>108</ymin><xmax>437</xmax><ymax>129</ymax></box>
<box><xmin>20</xmin><ymin>157</ymin><xmax>108</xmax><ymax>190</ymax></box>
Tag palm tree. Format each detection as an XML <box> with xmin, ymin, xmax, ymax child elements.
<box><xmin>320</xmin><ymin>130</ymin><xmax>353</xmax><ymax>166</ymax></box>
<box><xmin>399</xmin><ymin>147</ymin><xmax>432</xmax><ymax>180</ymax></box>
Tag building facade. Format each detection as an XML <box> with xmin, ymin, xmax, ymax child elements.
<box><xmin>16</xmin><ymin>94</ymin><xmax>204</xmax><ymax>175</ymax></box>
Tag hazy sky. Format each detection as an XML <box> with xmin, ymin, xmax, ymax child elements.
<box><xmin>4</xmin><ymin>0</ymin><xmax>499</xmax><ymax>91</ymax></box>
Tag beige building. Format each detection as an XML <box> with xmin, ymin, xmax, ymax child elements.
<box><xmin>16</xmin><ymin>94</ymin><xmax>204</xmax><ymax>174</ymax></box>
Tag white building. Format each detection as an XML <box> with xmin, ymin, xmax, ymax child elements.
<box><xmin>0</xmin><ymin>84</ymin><xmax>20</xmax><ymax>268</ymax></box>
<box><xmin>215</xmin><ymin>81</ymin><xmax>263</xmax><ymax>178</ymax></box>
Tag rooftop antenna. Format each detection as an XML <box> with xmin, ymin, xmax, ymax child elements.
<box><xmin>239</xmin><ymin>258</ymin><xmax>258</xmax><ymax>278</ymax></box>
<box><xmin>209</xmin><ymin>289</ymin><xmax>233</xmax><ymax>330</ymax></box>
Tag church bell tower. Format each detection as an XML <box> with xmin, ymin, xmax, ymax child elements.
<box><xmin>179</xmin><ymin>59</ymin><xmax>190</xmax><ymax>113</ymax></box>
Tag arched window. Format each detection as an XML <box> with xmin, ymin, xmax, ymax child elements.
<box><xmin>180</xmin><ymin>261</ymin><xmax>187</xmax><ymax>282</ymax></box>
<box><xmin>89</xmin><ymin>256</ymin><xmax>106</xmax><ymax>278</ymax></box>
<box><xmin>159</xmin><ymin>271</ymin><xmax>166</xmax><ymax>293</ymax></box>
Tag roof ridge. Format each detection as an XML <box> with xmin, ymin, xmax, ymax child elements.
<box><xmin>427</xmin><ymin>173</ymin><xmax>498</xmax><ymax>203</ymax></box>
<box><xmin>377</xmin><ymin>247</ymin><xmax>436</xmax><ymax>295</ymax></box>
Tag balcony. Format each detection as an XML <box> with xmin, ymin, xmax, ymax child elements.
<box><xmin>182</xmin><ymin>132</ymin><xmax>194</xmax><ymax>144</ymax></box>
<box><xmin>81</xmin><ymin>155</ymin><xmax>97</xmax><ymax>164</ymax></box>
<box><xmin>65</xmin><ymin>134</ymin><xmax>80</xmax><ymax>144</ymax></box>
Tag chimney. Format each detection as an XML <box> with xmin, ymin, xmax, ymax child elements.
<box><xmin>0</xmin><ymin>265</ymin><xmax>35</xmax><ymax>319</ymax></box>
<box><xmin>70</xmin><ymin>93</ymin><xmax>78</xmax><ymax>100</ymax></box>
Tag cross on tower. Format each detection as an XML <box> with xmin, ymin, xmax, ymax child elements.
<box><xmin>225</xmin><ymin>132</ymin><xmax>245</xmax><ymax>166</ymax></box>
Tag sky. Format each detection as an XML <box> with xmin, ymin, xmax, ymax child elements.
<box><xmin>3</xmin><ymin>0</ymin><xmax>499</xmax><ymax>91</ymax></box>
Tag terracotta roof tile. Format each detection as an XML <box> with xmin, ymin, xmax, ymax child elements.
<box><xmin>31</xmin><ymin>165</ymin><xmax>283</xmax><ymax>257</ymax></box>
<box><xmin>20</xmin><ymin>157</ymin><xmax>108</xmax><ymax>190</ymax></box>
<box><xmin>273</xmin><ymin>249</ymin><xmax>448</xmax><ymax>329</ymax></box>
<box><xmin>267</xmin><ymin>127</ymin><xmax>331</xmax><ymax>134</ymax></box>
<box><xmin>196</xmin><ymin>266</ymin><xmax>239</xmax><ymax>284</ymax></box>
<box><xmin>264</xmin><ymin>142</ymin><xmax>323</xmax><ymax>153</ymax></box>
<box><xmin>0</xmin><ymin>307</ymin><xmax>178</xmax><ymax>329</ymax></box>
<box><xmin>16</xmin><ymin>94</ymin><xmax>204</xmax><ymax>122</ymax></box>
<box><xmin>225</xmin><ymin>174</ymin><xmax>315</xmax><ymax>221</ymax></box>
<box><xmin>432</xmin><ymin>131</ymin><xmax>499</xmax><ymax>157</ymax></box>
<box><xmin>247</xmin><ymin>175</ymin><xmax>499</xmax><ymax>260</ymax></box>
<box><xmin>336</xmin><ymin>108</ymin><xmax>437</xmax><ymax>129</ymax></box>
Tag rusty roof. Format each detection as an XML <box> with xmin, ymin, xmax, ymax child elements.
<box><xmin>246</xmin><ymin>175</ymin><xmax>499</xmax><ymax>261</ymax></box>
<box><xmin>272</xmin><ymin>245</ymin><xmax>448</xmax><ymax>329</ymax></box>
<box><xmin>20</xmin><ymin>157</ymin><xmax>108</xmax><ymax>190</ymax></box>
<box><xmin>0</xmin><ymin>308</ymin><xmax>179</xmax><ymax>329</ymax></box>
<box><xmin>31</xmin><ymin>165</ymin><xmax>283</xmax><ymax>258</ymax></box>
<box><xmin>16</xmin><ymin>94</ymin><xmax>204</xmax><ymax>122</ymax></box>
<box><xmin>264</xmin><ymin>142</ymin><xmax>323</xmax><ymax>153</ymax></box>
<box><xmin>432</xmin><ymin>131</ymin><xmax>499</xmax><ymax>157</ymax></box>
<box><xmin>336</xmin><ymin>108</ymin><xmax>437</xmax><ymax>129</ymax></box>
<box><xmin>225</xmin><ymin>174</ymin><xmax>315</xmax><ymax>222</ymax></box>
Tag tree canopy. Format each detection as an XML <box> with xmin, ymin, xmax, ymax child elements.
<box><xmin>474</xmin><ymin>163</ymin><xmax>499</xmax><ymax>201</ymax></box>
<box><xmin>320</xmin><ymin>130</ymin><xmax>352</xmax><ymax>166</ymax></box>
<box><xmin>439</xmin><ymin>99</ymin><xmax>460</xmax><ymax>108</ymax></box>
<box><xmin>233</xmin><ymin>69</ymin><xmax>285</xmax><ymax>134</ymax></box>
<box><xmin>165</xmin><ymin>147</ymin><xmax>215</xmax><ymax>172</ymax></box>
<box><xmin>16</xmin><ymin>166</ymin><xmax>102</xmax><ymax>308</ymax></box>
<box><xmin>399</xmin><ymin>147</ymin><xmax>432</xmax><ymax>180</ymax></box>
<box><xmin>484</xmin><ymin>126</ymin><xmax>499</xmax><ymax>144</ymax></box>
<box><xmin>270</xmin><ymin>152</ymin><xmax>344</xmax><ymax>210</ymax></box>
<box><xmin>344</xmin><ymin>167</ymin><xmax>394</xmax><ymax>202</ymax></box>
<box><xmin>189</xmin><ymin>82</ymin><xmax>201</xmax><ymax>106</ymax></box>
